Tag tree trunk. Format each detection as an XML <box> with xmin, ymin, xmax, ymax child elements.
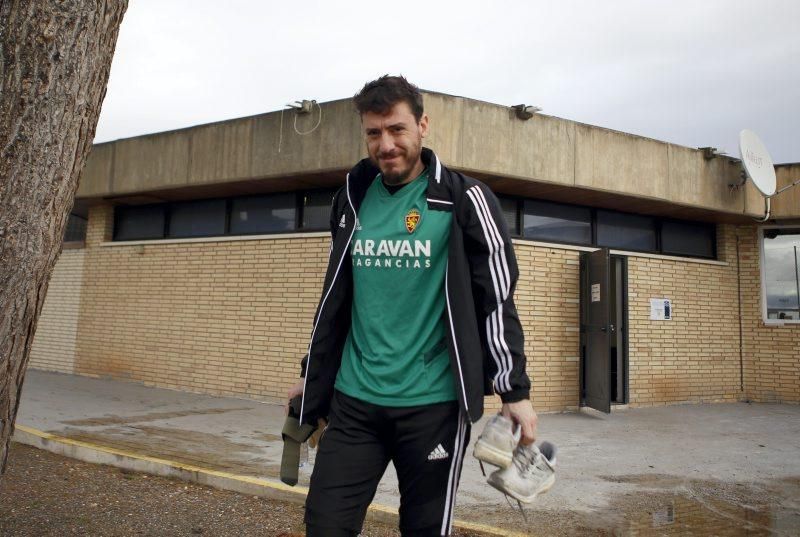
<box><xmin>0</xmin><ymin>0</ymin><xmax>127</xmax><ymax>475</ymax></box>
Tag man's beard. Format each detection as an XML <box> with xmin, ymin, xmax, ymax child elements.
<box><xmin>374</xmin><ymin>145</ymin><xmax>422</xmax><ymax>185</ymax></box>
<box><xmin>380</xmin><ymin>166</ymin><xmax>410</xmax><ymax>185</ymax></box>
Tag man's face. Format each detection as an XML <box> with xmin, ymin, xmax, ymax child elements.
<box><xmin>362</xmin><ymin>101</ymin><xmax>429</xmax><ymax>185</ymax></box>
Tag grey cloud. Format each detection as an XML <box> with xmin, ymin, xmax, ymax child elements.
<box><xmin>95</xmin><ymin>0</ymin><xmax>799</xmax><ymax>163</ymax></box>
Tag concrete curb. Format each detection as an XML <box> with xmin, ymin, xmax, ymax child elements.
<box><xmin>14</xmin><ymin>424</ymin><xmax>528</xmax><ymax>537</ymax></box>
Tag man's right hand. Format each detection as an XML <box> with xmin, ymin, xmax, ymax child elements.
<box><xmin>501</xmin><ymin>399</ymin><xmax>538</xmax><ymax>445</ymax></box>
<box><xmin>285</xmin><ymin>380</ymin><xmax>304</xmax><ymax>415</ymax></box>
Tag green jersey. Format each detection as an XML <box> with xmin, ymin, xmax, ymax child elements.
<box><xmin>334</xmin><ymin>169</ymin><xmax>457</xmax><ymax>406</ymax></box>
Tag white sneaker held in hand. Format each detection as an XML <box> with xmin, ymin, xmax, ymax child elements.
<box><xmin>473</xmin><ymin>413</ymin><xmax>520</xmax><ymax>469</ymax></box>
<box><xmin>487</xmin><ymin>441</ymin><xmax>557</xmax><ymax>503</ymax></box>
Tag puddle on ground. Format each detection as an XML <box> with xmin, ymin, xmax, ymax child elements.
<box><xmin>456</xmin><ymin>475</ymin><xmax>800</xmax><ymax>536</ymax></box>
<box><xmin>62</xmin><ymin>407</ymin><xmax>253</xmax><ymax>426</ymax></box>
<box><xmin>610</xmin><ymin>490</ymin><xmax>799</xmax><ymax>536</ymax></box>
<box><xmin>598</xmin><ymin>473</ymin><xmax>800</xmax><ymax>536</ymax></box>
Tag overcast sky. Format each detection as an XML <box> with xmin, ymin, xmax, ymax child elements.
<box><xmin>95</xmin><ymin>0</ymin><xmax>800</xmax><ymax>164</ymax></box>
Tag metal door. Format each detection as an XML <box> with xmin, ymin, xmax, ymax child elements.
<box><xmin>580</xmin><ymin>248</ymin><xmax>611</xmax><ymax>413</ymax></box>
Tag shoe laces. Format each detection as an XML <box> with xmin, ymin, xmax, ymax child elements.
<box><xmin>479</xmin><ymin>459</ymin><xmax>529</xmax><ymax>522</ymax></box>
<box><xmin>513</xmin><ymin>445</ymin><xmax>546</xmax><ymax>478</ymax></box>
<box><xmin>500</xmin><ymin>491</ymin><xmax>529</xmax><ymax>523</ymax></box>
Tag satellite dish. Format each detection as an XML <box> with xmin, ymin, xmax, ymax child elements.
<box><xmin>739</xmin><ymin>129</ymin><xmax>777</xmax><ymax>197</ymax></box>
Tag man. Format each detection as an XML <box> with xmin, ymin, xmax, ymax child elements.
<box><xmin>288</xmin><ymin>75</ymin><xmax>537</xmax><ymax>537</ymax></box>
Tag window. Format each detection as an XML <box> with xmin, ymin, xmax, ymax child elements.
<box><xmin>661</xmin><ymin>220</ymin><xmax>716</xmax><ymax>259</ymax></box>
<box><xmin>302</xmin><ymin>189</ymin><xmax>337</xmax><ymax>230</ymax></box>
<box><xmin>762</xmin><ymin>228</ymin><xmax>800</xmax><ymax>321</ymax></box>
<box><xmin>498</xmin><ymin>196</ymin><xmax>520</xmax><ymax>236</ymax></box>
<box><xmin>64</xmin><ymin>214</ymin><xmax>87</xmax><ymax>243</ymax></box>
<box><xmin>168</xmin><ymin>199</ymin><xmax>227</xmax><ymax>238</ymax></box>
<box><xmin>596</xmin><ymin>210</ymin><xmax>656</xmax><ymax>251</ymax></box>
<box><xmin>108</xmin><ymin>187</ymin><xmax>718</xmax><ymax>262</ymax></box>
<box><xmin>523</xmin><ymin>200</ymin><xmax>591</xmax><ymax>245</ymax></box>
<box><xmin>500</xmin><ymin>195</ymin><xmax>716</xmax><ymax>259</ymax></box>
<box><xmin>114</xmin><ymin>205</ymin><xmax>166</xmax><ymax>240</ymax></box>
<box><xmin>231</xmin><ymin>194</ymin><xmax>296</xmax><ymax>234</ymax></box>
<box><xmin>112</xmin><ymin>189</ymin><xmax>340</xmax><ymax>241</ymax></box>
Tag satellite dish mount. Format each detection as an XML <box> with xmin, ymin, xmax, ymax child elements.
<box><xmin>736</xmin><ymin>130</ymin><xmax>800</xmax><ymax>222</ymax></box>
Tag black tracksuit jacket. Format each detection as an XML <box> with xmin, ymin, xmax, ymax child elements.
<box><xmin>299</xmin><ymin>148</ymin><xmax>531</xmax><ymax>426</ymax></box>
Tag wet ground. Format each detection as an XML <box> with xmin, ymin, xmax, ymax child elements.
<box><xmin>465</xmin><ymin>475</ymin><xmax>800</xmax><ymax>535</ymax></box>
<box><xmin>13</xmin><ymin>370</ymin><xmax>800</xmax><ymax>535</ymax></box>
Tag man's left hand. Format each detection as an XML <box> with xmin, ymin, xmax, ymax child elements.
<box><xmin>501</xmin><ymin>400</ymin><xmax>538</xmax><ymax>445</ymax></box>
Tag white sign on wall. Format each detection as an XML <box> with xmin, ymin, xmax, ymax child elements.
<box><xmin>591</xmin><ymin>284</ymin><xmax>601</xmax><ymax>303</ymax></box>
<box><xmin>650</xmin><ymin>298</ymin><xmax>672</xmax><ymax>320</ymax></box>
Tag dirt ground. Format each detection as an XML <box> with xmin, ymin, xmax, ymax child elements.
<box><xmin>3</xmin><ymin>441</ymin><xmax>800</xmax><ymax>536</ymax></box>
<box><xmin>0</xmin><ymin>443</ymin><xmax>479</xmax><ymax>537</ymax></box>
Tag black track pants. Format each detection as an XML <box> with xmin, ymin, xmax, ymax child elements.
<box><xmin>304</xmin><ymin>390</ymin><xmax>471</xmax><ymax>536</ymax></box>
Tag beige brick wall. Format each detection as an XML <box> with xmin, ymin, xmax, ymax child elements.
<box><xmin>65</xmin><ymin>204</ymin><xmax>585</xmax><ymax>411</ymax></box>
<box><xmin>738</xmin><ymin>226</ymin><xmax>800</xmax><ymax>403</ymax></box>
<box><xmin>514</xmin><ymin>225</ymin><xmax>748</xmax><ymax>411</ymax></box>
<box><xmin>72</xmin><ymin>204</ymin><xmax>327</xmax><ymax>403</ymax></box>
<box><xmin>626</xmin><ymin>225</ymin><xmax>742</xmax><ymax>406</ymax></box>
<box><xmin>512</xmin><ymin>242</ymin><xmax>581</xmax><ymax>412</ymax></box>
<box><xmin>28</xmin><ymin>248</ymin><xmax>85</xmax><ymax>374</ymax></box>
<box><xmin>31</xmin><ymin>204</ymin><xmax>798</xmax><ymax>411</ymax></box>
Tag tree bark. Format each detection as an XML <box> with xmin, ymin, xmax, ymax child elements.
<box><xmin>0</xmin><ymin>0</ymin><xmax>127</xmax><ymax>475</ymax></box>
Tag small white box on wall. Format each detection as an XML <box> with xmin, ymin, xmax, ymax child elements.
<box><xmin>650</xmin><ymin>298</ymin><xmax>672</xmax><ymax>320</ymax></box>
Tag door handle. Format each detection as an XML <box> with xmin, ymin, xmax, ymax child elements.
<box><xmin>600</xmin><ymin>326</ymin><xmax>607</xmax><ymax>332</ymax></box>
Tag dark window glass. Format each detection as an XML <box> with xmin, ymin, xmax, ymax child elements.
<box><xmin>64</xmin><ymin>214</ymin><xmax>87</xmax><ymax>242</ymax></box>
<box><xmin>498</xmin><ymin>196</ymin><xmax>519</xmax><ymax>236</ymax></box>
<box><xmin>114</xmin><ymin>205</ymin><xmax>166</xmax><ymax>240</ymax></box>
<box><xmin>661</xmin><ymin>220</ymin><xmax>716</xmax><ymax>258</ymax></box>
<box><xmin>169</xmin><ymin>199</ymin><xmax>227</xmax><ymax>238</ymax></box>
<box><xmin>303</xmin><ymin>189</ymin><xmax>336</xmax><ymax>230</ymax></box>
<box><xmin>523</xmin><ymin>200</ymin><xmax>591</xmax><ymax>245</ymax></box>
<box><xmin>230</xmin><ymin>194</ymin><xmax>295</xmax><ymax>234</ymax></box>
<box><xmin>763</xmin><ymin>228</ymin><xmax>800</xmax><ymax>320</ymax></box>
<box><xmin>596</xmin><ymin>210</ymin><xmax>656</xmax><ymax>251</ymax></box>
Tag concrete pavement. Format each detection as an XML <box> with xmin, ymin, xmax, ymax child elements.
<box><xmin>14</xmin><ymin>369</ymin><xmax>800</xmax><ymax>535</ymax></box>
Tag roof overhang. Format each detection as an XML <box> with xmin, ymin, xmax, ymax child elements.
<box><xmin>76</xmin><ymin>91</ymin><xmax>798</xmax><ymax>222</ymax></box>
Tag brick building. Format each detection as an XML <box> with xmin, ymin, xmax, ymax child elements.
<box><xmin>30</xmin><ymin>92</ymin><xmax>800</xmax><ymax>413</ymax></box>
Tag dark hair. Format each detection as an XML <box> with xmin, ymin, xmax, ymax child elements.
<box><xmin>353</xmin><ymin>75</ymin><xmax>424</xmax><ymax>122</ymax></box>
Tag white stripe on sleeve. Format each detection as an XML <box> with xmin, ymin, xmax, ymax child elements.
<box><xmin>466</xmin><ymin>186</ymin><xmax>515</xmax><ymax>394</ymax></box>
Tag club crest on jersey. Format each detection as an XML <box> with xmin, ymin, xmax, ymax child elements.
<box><xmin>405</xmin><ymin>208</ymin><xmax>421</xmax><ymax>234</ymax></box>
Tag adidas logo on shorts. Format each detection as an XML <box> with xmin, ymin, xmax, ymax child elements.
<box><xmin>427</xmin><ymin>444</ymin><xmax>449</xmax><ymax>461</ymax></box>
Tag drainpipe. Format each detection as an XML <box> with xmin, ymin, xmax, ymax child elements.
<box><xmin>795</xmin><ymin>246</ymin><xmax>800</xmax><ymax>318</ymax></box>
<box><xmin>736</xmin><ymin>232</ymin><xmax>744</xmax><ymax>394</ymax></box>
